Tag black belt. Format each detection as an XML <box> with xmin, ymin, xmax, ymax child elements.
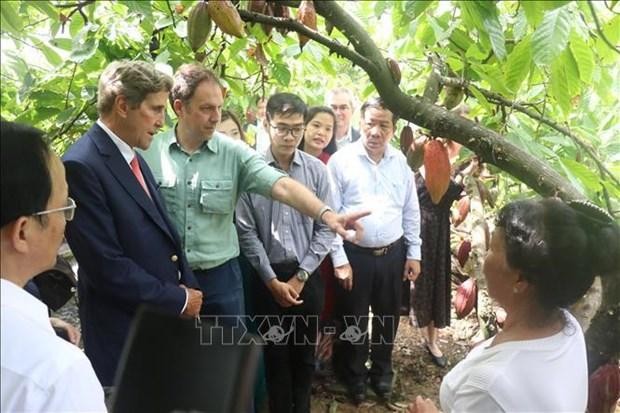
<box><xmin>344</xmin><ymin>237</ymin><xmax>403</xmax><ymax>257</ymax></box>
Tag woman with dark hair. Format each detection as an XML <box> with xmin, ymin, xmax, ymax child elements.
<box><xmin>409</xmin><ymin>198</ymin><xmax>620</xmax><ymax>413</ymax></box>
<box><xmin>217</xmin><ymin>110</ymin><xmax>250</xmax><ymax>146</ymax></box>
<box><xmin>299</xmin><ymin>106</ymin><xmax>337</xmax><ymax>163</ymax></box>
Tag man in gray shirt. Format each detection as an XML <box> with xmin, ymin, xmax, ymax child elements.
<box><xmin>236</xmin><ymin>93</ymin><xmax>335</xmax><ymax>413</ymax></box>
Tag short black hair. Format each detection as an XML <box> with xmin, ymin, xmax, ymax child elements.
<box><xmin>1</xmin><ymin>121</ymin><xmax>52</xmax><ymax>228</ymax></box>
<box><xmin>496</xmin><ymin>198</ymin><xmax>620</xmax><ymax>310</ymax></box>
<box><xmin>265</xmin><ymin>93</ymin><xmax>307</xmax><ymax>121</ymax></box>
<box><xmin>299</xmin><ymin>106</ymin><xmax>337</xmax><ymax>155</ymax></box>
<box><xmin>360</xmin><ymin>97</ymin><xmax>398</xmax><ymax>126</ymax></box>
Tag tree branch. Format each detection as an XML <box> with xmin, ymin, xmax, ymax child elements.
<box><xmin>439</xmin><ymin>76</ymin><xmax>620</xmax><ymax>189</ymax></box>
<box><xmin>237</xmin><ymin>10</ymin><xmax>373</xmax><ymax>70</ymax></box>
<box><xmin>588</xmin><ymin>0</ymin><xmax>620</xmax><ymax>55</ymax></box>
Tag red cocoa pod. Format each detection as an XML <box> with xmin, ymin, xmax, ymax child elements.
<box><xmin>297</xmin><ymin>0</ymin><xmax>317</xmax><ymax>49</ymax></box>
<box><xmin>424</xmin><ymin>140</ymin><xmax>451</xmax><ymax>204</ymax></box>
<box><xmin>587</xmin><ymin>362</ymin><xmax>620</xmax><ymax>413</ymax></box>
<box><xmin>400</xmin><ymin>125</ymin><xmax>414</xmax><ymax>155</ymax></box>
<box><xmin>457</xmin><ymin>239</ymin><xmax>471</xmax><ymax>268</ymax></box>
<box><xmin>453</xmin><ymin>196</ymin><xmax>470</xmax><ymax>227</ymax></box>
<box><xmin>453</xmin><ymin>277</ymin><xmax>477</xmax><ymax>319</ymax></box>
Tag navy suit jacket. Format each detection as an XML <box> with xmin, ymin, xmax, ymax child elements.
<box><xmin>351</xmin><ymin>127</ymin><xmax>361</xmax><ymax>143</ymax></box>
<box><xmin>63</xmin><ymin>123</ymin><xmax>199</xmax><ymax>386</ymax></box>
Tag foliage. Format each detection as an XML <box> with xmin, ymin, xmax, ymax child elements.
<box><xmin>1</xmin><ymin>0</ymin><xmax>618</xmax><ymax>212</ymax></box>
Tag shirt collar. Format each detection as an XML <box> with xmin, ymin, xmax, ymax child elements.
<box><xmin>335</xmin><ymin>126</ymin><xmax>353</xmax><ymax>145</ymax></box>
<box><xmin>96</xmin><ymin>119</ymin><xmax>135</xmax><ymax>165</ymax></box>
<box><xmin>352</xmin><ymin>137</ymin><xmax>398</xmax><ymax>161</ymax></box>
<box><xmin>1</xmin><ymin>279</ymin><xmax>53</xmax><ymax>332</ymax></box>
<box><xmin>265</xmin><ymin>147</ymin><xmax>302</xmax><ymax>170</ymax></box>
<box><xmin>167</xmin><ymin>126</ymin><xmax>218</xmax><ymax>154</ymax></box>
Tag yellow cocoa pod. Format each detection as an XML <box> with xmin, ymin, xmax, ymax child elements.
<box><xmin>208</xmin><ymin>0</ymin><xmax>246</xmax><ymax>38</ymax></box>
<box><xmin>187</xmin><ymin>1</ymin><xmax>211</xmax><ymax>52</ymax></box>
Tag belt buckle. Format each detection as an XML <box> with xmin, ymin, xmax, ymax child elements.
<box><xmin>373</xmin><ymin>247</ymin><xmax>388</xmax><ymax>256</ymax></box>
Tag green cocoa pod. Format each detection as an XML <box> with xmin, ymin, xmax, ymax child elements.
<box><xmin>187</xmin><ymin>1</ymin><xmax>212</xmax><ymax>52</ymax></box>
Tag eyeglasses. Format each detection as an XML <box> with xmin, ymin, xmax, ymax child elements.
<box><xmin>269</xmin><ymin>124</ymin><xmax>305</xmax><ymax>138</ymax></box>
<box><xmin>330</xmin><ymin>104</ymin><xmax>350</xmax><ymax>112</ymax></box>
<box><xmin>33</xmin><ymin>197</ymin><xmax>77</xmax><ymax>222</ymax></box>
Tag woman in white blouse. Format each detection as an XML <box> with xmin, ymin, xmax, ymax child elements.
<box><xmin>410</xmin><ymin>198</ymin><xmax>620</xmax><ymax>413</ymax></box>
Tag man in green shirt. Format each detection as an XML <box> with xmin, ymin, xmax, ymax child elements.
<box><xmin>142</xmin><ymin>63</ymin><xmax>366</xmax><ymax>321</ymax></box>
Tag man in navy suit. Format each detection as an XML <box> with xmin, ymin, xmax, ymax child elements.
<box><xmin>63</xmin><ymin>60</ymin><xmax>203</xmax><ymax>386</ymax></box>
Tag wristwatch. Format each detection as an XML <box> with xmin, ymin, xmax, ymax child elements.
<box><xmin>295</xmin><ymin>269</ymin><xmax>310</xmax><ymax>282</ymax></box>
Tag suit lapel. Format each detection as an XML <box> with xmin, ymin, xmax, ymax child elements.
<box><xmin>90</xmin><ymin>126</ymin><xmax>174</xmax><ymax>241</ymax></box>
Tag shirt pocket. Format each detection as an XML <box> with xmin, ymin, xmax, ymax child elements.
<box><xmin>155</xmin><ymin>176</ymin><xmax>178</xmax><ymax>210</ymax></box>
<box><xmin>200</xmin><ymin>179</ymin><xmax>234</xmax><ymax>214</ymax></box>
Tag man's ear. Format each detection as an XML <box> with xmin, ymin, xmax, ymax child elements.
<box><xmin>115</xmin><ymin>95</ymin><xmax>129</xmax><ymax>118</ymax></box>
<box><xmin>173</xmin><ymin>99</ymin><xmax>184</xmax><ymax>117</ymax></box>
<box><xmin>6</xmin><ymin>217</ymin><xmax>32</xmax><ymax>254</ymax></box>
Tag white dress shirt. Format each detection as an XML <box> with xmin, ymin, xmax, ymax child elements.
<box><xmin>440</xmin><ymin>310</ymin><xmax>588</xmax><ymax>412</ymax></box>
<box><xmin>328</xmin><ymin>140</ymin><xmax>421</xmax><ymax>267</ymax></box>
<box><xmin>1</xmin><ymin>279</ymin><xmax>107</xmax><ymax>412</ymax></box>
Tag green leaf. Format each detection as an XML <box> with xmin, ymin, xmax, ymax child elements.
<box><xmin>569</xmin><ymin>31</ymin><xmax>594</xmax><ymax>83</ymax></box>
<box><xmin>559</xmin><ymin>158</ymin><xmax>601</xmax><ymax>195</ymax></box>
<box><xmin>550</xmin><ymin>57</ymin><xmax>571</xmax><ymax>116</ymax></box>
<box><xmin>404</xmin><ymin>1</ymin><xmax>434</xmax><ymax>20</ymax></box>
<box><xmin>468</xmin><ymin>85</ymin><xmax>492</xmax><ymax>111</ymax></box>
<box><xmin>522</xmin><ymin>1</ymin><xmax>573</xmax><ymax>28</ymax></box>
<box><xmin>27</xmin><ymin>1</ymin><xmax>57</xmax><ymax>20</ymax></box>
<box><xmin>449</xmin><ymin>28</ymin><xmax>473</xmax><ymax>51</ymax></box>
<box><xmin>70</xmin><ymin>35</ymin><xmax>99</xmax><ymax>63</ymax></box>
<box><xmin>504</xmin><ymin>35</ymin><xmax>532</xmax><ymax>94</ymax></box>
<box><xmin>39</xmin><ymin>43</ymin><xmax>63</xmax><ymax>67</ymax></box>
<box><xmin>271</xmin><ymin>62</ymin><xmax>291</xmax><ymax>86</ymax></box>
<box><xmin>0</xmin><ymin>1</ymin><xmax>23</xmax><ymax>36</ymax></box>
<box><xmin>482</xmin><ymin>9</ymin><xmax>506</xmax><ymax>60</ymax></box>
<box><xmin>532</xmin><ymin>6</ymin><xmax>571</xmax><ymax>66</ymax></box>
<box><xmin>561</xmin><ymin>48</ymin><xmax>581</xmax><ymax>97</ymax></box>
<box><xmin>118</xmin><ymin>1</ymin><xmax>152</xmax><ymax>18</ymax></box>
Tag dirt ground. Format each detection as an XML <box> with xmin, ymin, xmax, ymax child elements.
<box><xmin>309</xmin><ymin>314</ymin><xmax>478</xmax><ymax>413</ymax></box>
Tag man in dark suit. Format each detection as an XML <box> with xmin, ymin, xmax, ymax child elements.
<box><xmin>63</xmin><ymin>60</ymin><xmax>203</xmax><ymax>386</ymax></box>
<box><xmin>326</xmin><ymin>87</ymin><xmax>361</xmax><ymax>150</ymax></box>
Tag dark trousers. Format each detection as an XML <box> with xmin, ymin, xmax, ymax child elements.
<box><xmin>333</xmin><ymin>238</ymin><xmax>405</xmax><ymax>387</ymax></box>
<box><xmin>194</xmin><ymin>257</ymin><xmax>245</xmax><ymax>324</ymax></box>
<box><xmin>251</xmin><ymin>262</ymin><xmax>324</xmax><ymax>413</ymax></box>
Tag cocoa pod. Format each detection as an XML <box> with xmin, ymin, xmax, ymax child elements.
<box><xmin>453</xmin><ymin>277</ymin><xmax>477</xmax><ymax>319</ymax></box>
<box><xmin>273</xmin><ymin>3</ymin><xmax>290</xmax><ymax>34</ymax></box>
<box><xmin>407</xmin><ymin>136</ymin><xmax>426</xmax><ymax>171</ymax></box>
<box><xmin>400</xmin><ymin>125</ymin><xmax>414</xmax><ymax>155</ymax></box>
<box><xmin>187</xmin><ymin>1</ymin><xmax>212</xmax><ymax>52</ymax></box>
<box><xmin>386</xmin><ymin>57</ymin><xmax>401</xmax><ymax>85</ymax></box>
<box><xmin>423</xmin><ymin>140</ymin><xmax>451</xmax><ymax>204</ymax></box>
<box><xmin>262</xmin><ymin>1</ymin><xmax>274</xmax><ymax>35</ymax></box>
<box><xmin>297</xmin><ymin>0</ymin><xmax>317</xmax><ymax>49</ymax></box>
<box><xmin>208</xmin><ymin>0</ymin><xmax>245</xmax><ymax>38</ymax></box>
<box><xmin>445</xmin><ymin>138</ymin><xmax>462</xmax><ymax>160</ymax></box>
<box><xmin>453</xmin><ymin>196</ymin><xmax>470</xmax><ymax>227</ymax></box>
<box><xmin>248</xmin><ymin>0</ymin><xmax>273</xmax><ymax>35</ymax></box>
<box><xmin>587</xmin><ymin>362</ymin><xmax>620</xmax><ymax>413</ymax></box>
<box><xmin>443</xmin><ymin>86</ymin><xmax>464</xmax><ymax>110</ymax></box>
<box><xmin>456</xmin><ymin>239</ymin><xmax>471</xmax><ymax>268</ymax></box>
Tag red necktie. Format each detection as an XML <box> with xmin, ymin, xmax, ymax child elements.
<box><xmin>130</xmin><ymin>156</ymin><xmax>151</xmax><ymax>199</ymax></box>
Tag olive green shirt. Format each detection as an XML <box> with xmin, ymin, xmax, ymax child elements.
<box><xmin>140</xmin><ymin>129</ymin><xmax>285</xmax><ymax>270</ymax></box>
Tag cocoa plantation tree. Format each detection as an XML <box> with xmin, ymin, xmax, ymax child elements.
<box><xmin>1</xmin><ymin>0</ymin><xmax>618</xmax><ymax>378</ymax></box>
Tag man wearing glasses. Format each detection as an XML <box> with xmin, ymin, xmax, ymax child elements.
<box><xmin>326</xmin><ymin>87</ymin><xmax>360</xmax><ymax>150</ymax></box>
<box><xmin>142</xmin><ymin>64</ymin><xmax>368</xmax><ymax>324</ymax></box>
<box><xmin>1</xmin><ymin>121</ymin><xmax>106</xmax><ymax>412</ymax></box>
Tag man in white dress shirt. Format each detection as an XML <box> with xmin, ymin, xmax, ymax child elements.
<box><xmin>0</xmin><ymin>121</ymin><xmax>106</xmax><ymax>412</ymax></box>
<box><xmin>328</xmin><ymin>97</ymin><xmax>422</xmax><ymax>404</ymax></box>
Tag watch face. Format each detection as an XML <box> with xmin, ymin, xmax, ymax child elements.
<box><xmin>296</xmin><ymin>270</ymin><xmax>309</xmax><ymax>282</ymax></box>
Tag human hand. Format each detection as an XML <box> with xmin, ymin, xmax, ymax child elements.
<box><xmin>49</xmin><ymin>317</ymin><xmax>81</xmax><ymax>345</ymax></box>
<box><xmin>403</xmin><ymin>259</ymin><xmax>421</xmax><ymax>281</ymax></box>
<box><xmin>268</xmin><ymin>278</ymin><xmax>303</xmax><ymax>307</ymax></box>
<box><xmin>322</xmin><ymin>210</ymin><xmax>371</xmax><ymax>242</ymax></box>
<box><xmin>180</xmin><ymin>284</ymin><xmax>203</xmax><ymax>318</ymax></box>
<box><xmin>334</xmin><ymin>264</ymin><xmax>353</xmax><ymax>291</ymax></box>
<box><xmin>408</xmin><ymin>396</ymin><xmax>439</xmax><ymax>413</ymax></box>
<box><xmin>287</xmin><ymin>276</ymin><xmax>305</xmax><ymax>296</ymax></box>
